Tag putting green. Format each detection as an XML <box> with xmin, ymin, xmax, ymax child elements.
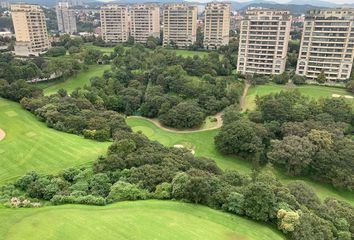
<box><xmin>0</xmin><ymin>98</ymin><xmax>110</xmax><ymax>184</ymax></box>
<box><xmin>127</xmin><ymin>117</ymin><xmax>354</xmax><ymax>205</ymax></box>
<box><xmin>0</xmin><ymin>200</ymin><xmax>285</xmax><ymax>240</ymax></box>
<box><xmin>245</xmin><ymin>84</ymin><xmax>354</xmax><ymax>111</ymax></box>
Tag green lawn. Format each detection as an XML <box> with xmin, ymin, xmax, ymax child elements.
<box><xmin>38</xmin><ymin>65</ymin><xmax>111</xmax><ymax>95</ymax></box>
<box><xmin>127</xmin><ymin>117</ymin><xmax>354</xmax><ymax>205</ymax></box>
<box><xmin>127</xmin><ymin>118</ymin><xmax>252</xmax><ymax>172</ymax></box>
<box><xmin>245</xmin><ymin>84</ymin><xmax>354</xmax><ymax>111</ymax></box>
<box><xmin>0</xmin><ymin>98</ymin><xmax>110</xmax><ymax>184</ymax></box>
<box><xmin>0</xmin><ymin>200</ymin><xmax>285</xmax><ymax>240</ymax></box>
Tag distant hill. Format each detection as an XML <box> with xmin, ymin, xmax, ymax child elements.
<box><xmin>236</xmin><ymin>3</ymin><xmax>323</xmax><ymax>14</ymax></box>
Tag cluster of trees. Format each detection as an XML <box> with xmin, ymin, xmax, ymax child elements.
<box><xmin>215</xmin><ymin>91</ymin><xmax>354</xmax><ymax>190</ymax></box>
<box><xmin>1</xmin><ymin>130</ymin><xmax>353</xmax><ymax>240</ymax></box>
<box><xmin>19</xmin><ymin>90</ymin><xmax>129</xmax><ymax>141</ymax></box>
<box><xmin>0</xmin><ymin>52</ymin><xmax>84</xmax><ymax>84</ymax></box>
<box><xmin>85</xmin><ymin>44</ymin><xmax>242</xmax><ymax>128</ymax></box>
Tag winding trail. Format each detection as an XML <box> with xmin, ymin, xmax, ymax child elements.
<box><xmin>128</xmin><ymin>83</ymin><xmax>252</xmax><ymax>133</ymax></box>
<box><xmin>0</xmin><ymin>128</ymin><xmax>5</xmax><ymax>141</ymax></box>
<box><xmin>240</xmin><ymin>82</ymin><xmax>251</xmax><ymax>111</ymax></box>
<box><xmin>127</xmin><ymin>112</ymin><xmax>223</xmax><ymax>133</ymax></box>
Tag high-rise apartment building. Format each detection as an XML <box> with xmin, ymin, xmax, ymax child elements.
<box><xmin>11</xmin><ymin>3</ymin><xmax>50</xmax><ymax>56</ymax></box>
<box><xmin>237</xmin><ymin>9</ymin><xmax>291</xmax><ymax>75</ymax></box>
<box><xmin>56</xmin><ymin>2</ymin><xmax>77</xmax><ymax>34</ymax></box>
<box><xmin>204</xmin><ymin>2</ymin><xmax>230</xmax><ymax>49</ymax></box>
<box><xmin>130</xmin><ymin>4</ymin><xmax>160</xmax><ymax>43</ymax></box>
<box><xmin>296</xmin><ymin>8</ymin><xmax>354</xmax><ymax>81</ymax></box>
<box><xmin>100</xmin><ymin>5</ymin><xmax>129</xmax><ymax>43</ymax></box>
<box><xmin>163</xmin><ymin>3</ymin><xmax>197</xmax><ymax>48</ymax></box>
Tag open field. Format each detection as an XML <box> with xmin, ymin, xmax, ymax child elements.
<box><xmin>127</xmin><ymin>117</ymin><xmax>354</xmax><ymax>205</ymax></box>
<box><xmin>38</xmin><ymin>65</ymin><xmax>111</xmax><ymax>96</ymax></box>
<box><xmin>0</xmin><ymin>200</ymin><xmax>285</xmax><ymax>240</ymax></box>
<box><xmin>0</xmin><ymin>98</ymin><xmax>110</xmax><ymax>184</ymax></box>
<box><xmin>245</xmin><ymin>84</ymin><xmax>354</xmax><ymax>111</ymax></box>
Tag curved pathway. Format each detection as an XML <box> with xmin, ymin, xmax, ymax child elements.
<box><xmin>240</xmin><ymin>81</ymin><xmax>251</xmax><ymax>111</ymax></box>
<box><xmin>128</xmin><ymin>112</ymin><xmax>223</xmax><ymax>133</ymax></box>
<box><xmin>0</xmin><ymin>128</ymin><xmax>5</xmax><ymax>141</ymax></box>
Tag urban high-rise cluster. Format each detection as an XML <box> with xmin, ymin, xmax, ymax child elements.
<box><xmin>237</xmin><ymin>9</ymin><xmax>292</xmax><ymax>75</ymax></box>
<box><xmin>130</xmin><ymin>4</ymin><xmax>160</xmax><ymax>43</ymax></box>
<box><xmin>10</xmin><ymin>3</ymin><xmax>50</xmax><ymax>56</ymax></box>
<box><xmin>296</xmin><ymin>9</ymin><xmax>354</xmax><ymax>81</ymax></box>
<box><xmin>100</xmin><ymin>5</ymin><xmax>129</xmax><ymax>43</ymax></box>
<box><xmin>7</xmin><ymin>1</ymin><xmax>354</xmax><ymax>81</ymax></box>
<box><xmin>56</xmin><ymin>2</ymin><xmax>77</xmax><ymax>34</ymax></box>
<box><xmin>203</xmin><ymin>2</ymin><xmax>231</xmax><ymax>50</ymax></box>
<box><xmin>162</xmin><ymin>3</ymin><xmax>198</xmax><ymax>48</ymax></box>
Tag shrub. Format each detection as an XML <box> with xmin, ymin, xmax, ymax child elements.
<box><xmin>106</xmin><ymin>181</ymin><xmax>148</xmax><ymax>203</ymax></box>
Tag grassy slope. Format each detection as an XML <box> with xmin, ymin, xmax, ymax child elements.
<box><xmin>0</xmin><ymin>98</ymin><xmax>110</xmax><ymax>184</ymax></box>
<box><xmin>0</xmin><ymin>200</ymin><xmax>285</xmax><ymax>240</ymax></box>
<box><xmin>126</xmin><ymin>117</ymin><xmax>354</xmax><ymax>205</ymax></box>
<box><xmin>245</xmin><ymin>84</ymin><xmax>354</xmax><ymax>111</ymax></box>
<box><xmin>38</xmin><ymin>65</ymin><xmax>111</xmax><ymax>96</ymax></box>
<box><xmin>128</xmin><ymin>118</ymin><xmax>252</xmax><ymax>172</ymax></box>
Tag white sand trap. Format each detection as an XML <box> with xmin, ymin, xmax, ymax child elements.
<box><xmin>174</xmin><ymin>144</ymin><xmax>195</xmax><ymax>155</ymax></box>
<box><xmin>344</xmin><ymin>95</ymin><xmax>353</xmax><ymax>99</ymax></box>
<box><xmin>332</xmin><ymin>94</ymin><xmax>341</xmax><ymax>98</ymax></box>
<box><xmin>0</xmin><ymin>128</ymin><xmax>6</xmax><ymax>141</ymax></box>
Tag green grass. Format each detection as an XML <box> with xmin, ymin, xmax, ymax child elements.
<box><xmin>127</xmin><ymin>117</ymin><xmax>354</xmax><ymax>205</ymax></box>
<box><xmin>245</xmin><ymin>84</ymin><xmax>354</xmax><ymax>111</ymax></box>
<box><xmin>127</xmin><ymin>118</ymin><xmax>252</xmax><ymax>172</ymax></box>
<box><xmin>0</xmin><ymin>200</ymin><xmax>285</xmax><ymax>240</ymax></box>
<box><xmin>38</xmin><ymin>65</ymin><xmax>111</xmax><ymax>96</ymax></box>
<box><xmin>0</xmin><ymin>98</ymin><xmax>110</xmax><ymax>184</ymax></box>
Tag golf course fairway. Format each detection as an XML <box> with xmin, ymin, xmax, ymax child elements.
<box><xmin>0</xmin><ymin>98</ymin><xmax>110</xmax><ymax>184</ymax></box>
<box><xmin>0</xmin><ymin>200</ymin><xmax>285</xmax><ymax>240</ymax></box>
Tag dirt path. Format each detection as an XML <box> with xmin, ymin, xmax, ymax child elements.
<box><xmin>240</xmin><ymin>82</ymin><xmax>251</xmax><ymax>111</ymax></box>
<box><xmin>0</xmin><ymin>128</ymin><xmax>5</xmax><ymax>141</ymax></box>
<box><xmin>128</xmin><ymin>112</ymin><xmax>223</xmax><ymax>133</ymax></box>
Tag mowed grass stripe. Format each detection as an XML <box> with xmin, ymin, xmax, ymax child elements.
<box><xmin>0</xmin><ymin>98</ymin><xmax>110</xmax><ymax>184</ymax></box>
<box><xmin>0</xmin><ymin>200</ymin><xmax>285</xmax><ymax>240</ymax></box>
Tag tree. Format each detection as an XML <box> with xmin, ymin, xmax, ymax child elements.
<box><xmin>268</xmin><ymin>136</ymin><xmax>315</xmax><ymax>176</ymax></box>
<box><xmin>146</xmin><ymin>36</ymin><xmax>159</xmax><ymax>49</ymax></box>
<box><xmin>346</xmin><ymin>80</ymin><xmax>354</xmax><ymax>93</ymax></box>
<box><xmin>316</xmin><ymin>70</ymin><xmax>326</xmax><ymax>84</ymax></box>
<box><xmin>277</xmin><ymin>209</ymin><xmax>300</xmax><ymax>233</ymax></box>
<box><xmin>292</xmin><ymin>74</ymin><xmax>307</xmax><ymax>85</ymax></box>
<box><xmin>273</xmin><ymin>72</ymin><xmax>289</xmax><ymax>84</ymax></box>
<box><xmin>215</xmin><ymin>119</ymin><xmax>264</xmax><ymax>158</ymax></box>
<box><xmin>45</xmin><ymin>46</ymin><xmax>66</xmax><ymax>57</ymax></box>
<box><xmin>243</xmin><ymin>182</ymin><xmax>276</xmax><ymax>222</ymax></box>
<box><xmin>159</xmin><ymin>101</ymin><xmax>205</xmax><ymax>129</ymax></box>
<box><xmin>107</xmin><ymin>181</ymin><xmax>148</xmax><ymax>203</ymax></box>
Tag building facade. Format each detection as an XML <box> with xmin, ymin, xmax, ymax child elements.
<box><xmin>100</xmin><ymin>5</ymin><xmax>129</xmax><ymax>43</ymax></box>
<box><xmin>203</xmin><ymin>2</ymin><xmax>230</xmax><ymax>49</ymax></box>
<box><xmin>130</xmin><ymin>4</ymin><xmax>160</xmax><ymax>43</ymax></box>
<box><xmin>296</xmin><ymin>8</ymin><xmax>354</xmax><ymax>81</ymax></box>
<box><xmin>11</xmin><ymin>3</ymin><xmax>50</xmax><ymax>56</ymax></box>
<box><xmin>56</xmin><ymin>2</ymin><xmax>77</xmax><ymax>34</ymax></box>
<box><xmin>237</xmin><ymin>9</ymin><xmax>291</xmax><ymax>75</ymax></box>
<box><xmin>163</xmin><ymin>3</ymin><xmax>197</xmax><ymax>48</ymax></box>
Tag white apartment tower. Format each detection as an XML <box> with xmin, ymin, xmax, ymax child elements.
<box><xmin>130</xmin><ymin>4</ymin><xmax>160</xmax><ymax>43</ymax></box>
<box><xmin>56</xmin><ymin>2</ymin><xmax>77</xmax><ymax>34</ymax></box>
<box><xmin>100</xmin><ymin>5</ymin><xmax>129</xmax><ymax>43</ymax></box>
<box><xmin>237</xmin><ymin>9</ymin><xmax>292</xmax><ymax>75</ymax></box>
<box><xmin>163</xmin><ymin>3</ymin><xmax>197</xmax><ymax>48</ymax></box>
<box><xmin>11</xmin><ymin>3</ymin><xmax>50</xmax><ymax>56</ymax></box>
<box><xmin>204</xmin><ymin>2</ymin><xmax>231</xmax><ymax>49</ymax></box>
<box><xmin>296</xmin><ymin>8</ymin><xmax>354</xmax><ymax>81</ymax></box>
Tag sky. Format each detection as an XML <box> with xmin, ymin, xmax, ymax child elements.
<box><xmin>235</xmin><ymin>0</ymin><xmax>354</xmax><ymax>2</ymax></box>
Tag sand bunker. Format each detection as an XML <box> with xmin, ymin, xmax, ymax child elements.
<box><xmin>174</xmin><ymin>144</ymin><xmax>195</xmax><ymax>155</ymax></box>
<box><xmin>332</xmin><ymin>94</ymin><xmax>354</xmax><ymax>99</ymax></box>
<box><xmin>344</xmin><ymin>95</ymin><xmax>353</xmax><ymax>99</ymax></box>
<box><xmin>332</xmin><ymin>94</ymin><xmax>341</xmax><ymax>98</ymax></box>
<box><xmin>0</xmin><ymin>128</ymin><xmax>5</xmax><ymax>141</ymax></box>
